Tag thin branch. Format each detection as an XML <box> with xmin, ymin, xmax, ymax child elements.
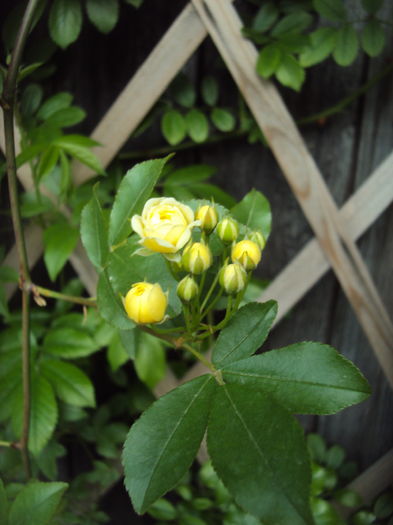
<box><xmin>32</xmin><ymin>284</ymin><xmax>96</xmax><ymax>307</ymax></box>
<box><xmin>2</xmin><ymin>0</ymin><xmax>41</xmax><ymax>479</ymax></box>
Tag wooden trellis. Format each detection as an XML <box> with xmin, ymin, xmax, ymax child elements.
<box><xmin>1</xmin><ymin>0</ymin><xmax>393</xmax><ymax>512</ymax></box>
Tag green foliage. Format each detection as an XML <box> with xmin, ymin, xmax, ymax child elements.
<box><xmin>43</xmin><ymin>223</ymin><xmax>79</xmax><ymax>281</ymax></box>
<box><xmin>86</xmin><ymin>0</ymin><xmax>119</xmax><ymax>34</ymax></box>
<box><xmin>49</xmin><ymin>0</ymin><xmax>83</xmax><ymax>49</ymax></box>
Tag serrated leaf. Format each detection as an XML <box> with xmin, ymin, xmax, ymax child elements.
<box><xmin>45</xmin><ymin>106</ymin><xmax>86</xmax><ymax>128</ymax></box>
<box><xmin>37</xmin><ymin>92</ymin><xmax>73</xmax><ymax>120</ymax></box>
<box><xmin>119</xmin><ymin>328</ymin><xmax>138</xmax><ymax>360</ymax></box>
<box><xmin>361</xmin><ymin>19</ymin><xmax>385</xmax><ymax>57</ymax></box>
<box><xmin>185</xmin><ymin>109</ymin><xmax>209</xmax><ymax>143</ymax></box>
<box><xmin>12</xmin><ymin>374</ymin><xmax>58</xmax><ymax>455</ymax></box>
<box><xmin>333</xmin><ymin>25</ymin><xmax>358</xmax><ymax>66</ymax></box>
<box><xmin>276</xmin><ymin>54</ymin><xmax>305</xmax><ymax>91</ymax></box>
<box><xmin>222</xmin><ymin>342</ymin><xmax>371</xmax><ymax>414</ymax></box>
<box><xmin>81</xmin><ymin>184</ymin><xmax>109</xmax><ymax>269</ymax></box>
<box><xmin>313</xmin><ymin>0</ymin><xmax>347</xmax><ymax>22</ymax></box>
<box><xmin>252</xmin><ymin>2</ymin><xmax>279</xmax><ymax>33</ymax></box>
<box><xmin>161</xmin><ymin>110</ymin><xmax>186</xmax><ymax>146</ymax></box>
<box><xmin>170</xmin><ymin>74</ymin><xmax>196</xmax><ymax>108</ymax></box>
<box><xmin>123</xmin><ymin>375</ymin><xmax>216</xmax><ymax>513</ymax></box>
<box><xmin>54</xmin><ymin>135</ymin><xmax>104</xmax><ymax>175</ymax></box>
<box><xmin>97</xmin><ymin>269</ymin><xmax>136</xmax><ymax>330</ymax></box>
<box><xmin>207</xmin><ymin>384</ymin><xmax>313</xmax><ymax>523</ymax></box>
<box><xmin>86</xmin><ymin>0</ymin><xmax>119</xmax><ymax>34</ymax></box>
<box><xmin>212</xmin><ymin>301</ymin><xmax>277</xmax><ymax>367</ymax></box>
<box><xmin>361</xmin><ymin>0</ymin><xmax>383</xmax><ymax>14</ymax></box>
<box><xmin>9</xmin><ymin>481</ymin><xmax>68</xmax><ymax>525</ymax></box>
<box><xmin>256</xmin><ymin>44</ymin><xmax>282</xmax><ymax>78</ymax></box>
<box><xmin>231</xmin><ymin>188</ymin><xmax>272</xmax><ymax>240</ymax></box>
<box><xmin>48</xmin><ymin>0</ymin><xmax>82</xmax><ymax>49</ymax></box>
<box><xmin>271</xmin><ymin>11</ymin><xmax>313</xmax><ymax>37</ymax></box>
<box><xmin>41</xmin><ymin>359</ymin><xmax>95</xmax><ymax>407</ymax></box>
<box><xmin>43</xmin><ymin>222</ymin><xmax>79</xmax><ymax>281</ymax></box>
<box><xmin>190</xmin><ymin>183</ymin><xmax>236</xmax><ymax>209</ymax></box>
<box><xmin>43</xmin><ymin>327</ymin><xmax>98</xmax><ymax>359</ymax></box>
<box><xmin>134</xmin><ymin>332</ymin><xmax>166</xmax><ymax>389</ymax></box>
<box><xmin>36</xmin><ymin>441</ymin><xmax>67</xmax><ymax>480</ymax></box>
<box><xmin>109</xmin><ymin>156</ymin><xmax>170</xmax><ymax>246</ymax></box>
<box><xmin>210</xmin><ymin>108</ymin><xmax>235</xmax><ymax>132</ymax></box>
<box><xmin>201</xmin><ymin>76</ymin><xmax>219</xmax><ymax>106</ymax></box>
<box><xmin>299</xmin><ymin>27</ymin><xmax>337</xmax><ymax>67</ymax></box>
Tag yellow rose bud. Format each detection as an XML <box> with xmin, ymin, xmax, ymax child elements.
<box><xmin>196</xmin><ymin>205</ymin><xmax>218</xmax><ymax>233</ymax></box>
<box><xmin>219</xmin><ymin>263</ymin><xmax>247</xmax><ymax>294</ymax></box>
<box><xmin>249</xmin><ymin>231</ymin><xmax>266</xmax><ymax>250</ymax></box>
<box><xmin>231</xmin><ymin>240</ymin><xmax>261</xmax><ymax>271</ymax></box>
<box><xmin>182</xmin><ymin>242</ymin><xmax>212</xmax><ymax>275</ymax></box>
<box><xmin>216</xmin><ymin>217</ymin><xmax>239</xmax><ymax>243</ymax></box>
<box><xmin>177</xmin><ymin>275</ymin><xmax>199</xmax><ymax>302</ymax></box>
<box><xmin>123</xmin><ymin>282</ymin><xmax>167</xmax><ymax>324</ymax></box>
<box><xmin>131</xmin><ymin>197</ymin><xmax>199</xmax><ymax>259</ymax></box>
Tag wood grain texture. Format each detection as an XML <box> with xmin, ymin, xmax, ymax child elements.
<box><xmin>192</xmin><ymin>0</ymin><xmax>393</xmax><ymax>388</ymax></box>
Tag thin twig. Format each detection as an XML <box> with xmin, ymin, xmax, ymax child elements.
<box><xmin>2</xmin><ymin>0</ymin><xmax>40</xmax><ymax>479</ymax></box>
<box><xmin>32</xmin><ymin>284</ymin><xmax>96</xmax><ymax>307</ymax></box>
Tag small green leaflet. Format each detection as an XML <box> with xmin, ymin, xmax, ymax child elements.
<box><xmin>231</xmin><ymin>189</ymin><xmax>272</xmax><ymax>240</ymax></box>
<box><xmin>81</xmin><ymin>184</ymin><xmax>109</xmax><ymax>269</ymax></box>
<box><xmin>212</xmin><ymin>301</ymin><xmax>277</xmax><ymax>367</ymax></box>
<box><xmin>123</xmin><ymin>375</ymin><xmax>216</xmax><ymax>513</ymax></box>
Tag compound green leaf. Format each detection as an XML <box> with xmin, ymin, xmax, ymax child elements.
<box><xmin>36</xmin><ymin>146</ymin><xmax>59</xmax><ymax>180</ymax></box>
<box><xmin>222</xmin><ymin>342</ymin><xmax>371</xmax><ymax>414</ymax></box>
<box><xmin>231</xmin><ymin>188</ymin><xmax>272</xmax><ymax>240</ymax></box>
<box><xmin>43</xmin><ymin>327</ymin><xmax>98</xmax><ymax>359</ymax></box>
<box><xmin>109</xmin><ymin>156</ymin><xmax>170</xmax><ymax>246</ymax></box>
<box><xmin>271</xmin><ymin>11</ymin><xmax>313</xmax><ymax>37</ymax></box>
<box><xmin>9</xmin><ymin>481</ymin><xmax>68</xmax><ymax>525</ymax></box>
<box><xmin>48</xmin><ymin>0</ymin><xmax>82</xmax><ymax>49</ymax></box>
<box><xmin>0</xmin><ymin>478</ymin><xmax>8</xmax><ymax>525</ymax></box>
<box><xmin>212</xmin><ymin>301</ymin><xmax>277</xmax><ymax>367</ymax></box>
<box><xmin>12</xmin><ymin>374</ymin><xmax>58</xmax><ymax>455</ymax></box>
<box><xmin>123</xmin><ymin>375</ymin><xmax>216</xmax><ymax>513</ymax></box>
<box><xmin>313</xmin><ymin>0</ymin><xmax>347</xmax><ymax>22</ymax></box>
<box><xmin>252</xmin><ymin>2</ymin><xmax>279</xmax><ymax>33</ymax></box>
<box><xmin>86</xmin><ymin>0</ymin><xmax>119</xmax><ymax>34</ymax></box>
<box><xmin>333</xmin><ymin>25</ymin><xmax>358</xmax><ymax>66</ymax></box>
<box><xmin>134</xmin><ymin>332</ymin><xmax>166</xmax><ymax>389</ymax></box>
<box><xmin>210</xmin><ymin>108</ymin><xmax>235</xmax><ymax>132</ymax></box>
<box><xmin>161</xmin><ymin>110</ymin><xmax>186</xmax><ymax>146</ymax></box>
<box><xmin>361</xmin><ymin>19</ymin><xmax>385</xmax><ymax>57</ymax></box>
<box><xmin>20</xmin><ymin>84</ymin><xmax>43</xmax><ymax>117</ymax></box>
<box><xmin>185</xmin><ymin>109</ymin><xmax>209</xmax><ymax>143</ymax></box>
<box><xmin>81</xmin><ymin>184</ymin><xmax>108</xmax><ymax>269</ymax></box>
<box><xmin>256</xmin><ymin>44</ymin><xmax>282</xmax><ymax>78</ymax></box>
<box><xmin>170</xmin><ymin>74</ymin><xmax>196</xmax><ymax>108</ymax></box>
<box><xmin>45</xmin><ymin>106</ymin><xmax>86</xmax><ymax>128</ymax></box>
<box><xmin>43</xmin><ymin>222</ymin><xmax>79</xmax><ymax>281</ymax></box>
<box><xmin>207</xmin><ymin>384</ymin><xmax>313</xmax><ymax>523</ymax></box>
<box><xmin>107</xmin><ymin>331</ymin><xmax>130</xmax><ymax>371</ymax></box>
<box><xmin>41</xmin><ymin>359</ymin><xmax>95</xmax><ymax>407</ymax></box>
<box><xmin>54</xmin><ymin>135</ymin><xmax>104</xmax><ymax>175</ymax></box>
<box><xmin>164</xmin><ymin>164</ymin><xmax>216</xmax><ymax>186</ymax></box>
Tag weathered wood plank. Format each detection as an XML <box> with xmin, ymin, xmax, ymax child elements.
<box><xmin>191</xmin><ymin>0</ymin><xmax>393</xmax><ymax>388</ymax></box>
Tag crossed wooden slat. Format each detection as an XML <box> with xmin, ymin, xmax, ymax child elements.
<box><xmin>2</xmin><ymin>0</ymin><xmax>393</xmax><ymax>504</ymax></box>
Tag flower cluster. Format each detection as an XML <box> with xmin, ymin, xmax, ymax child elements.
<box><xmin>123</xmin><ymin>197</ymin><xmax>265</xmax><ymax>326</ymax></box>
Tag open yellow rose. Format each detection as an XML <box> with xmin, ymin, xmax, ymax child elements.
<box><xmin>131</xmin><ymin>198</ymin><xmax>198</xmax><ymax>260</ymax></box>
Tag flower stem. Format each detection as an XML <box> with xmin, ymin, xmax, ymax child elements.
<box><xmin>33</xmin><ymin>285</ymin><xmax>96</xmax><ymax>307</ymax></box>
<box><xmin>200</xmin><ymin>271</ymin><xmax>220</xmax><ymax>313</ymax></box>
<box><xmin>2</xmin><ymin>0</ymin><xmax>41</xmax><ymax>480</ymax></box>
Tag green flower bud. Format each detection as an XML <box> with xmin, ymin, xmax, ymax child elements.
<box><xmin>196</xmin><ymin>205</ymin><xmax>218</xmax><ymax>233</ymax></box>
<box><xmin>216</xmin><ymin>217</ymin><xmax>239</xmax><ymax>243</ymax></box>
<box><xmin>249</xmin><ymin>231</ymin><xmax>266</xmax><ymax>250</ymax></box>
<box><xmin>219</xmin><ymin>263</ymin><xmax>248</xmax><ymax>294</ymax></box>
<box><xmin>177</xmin><ymin>275</ymin><xmax>199</xmax><ymax>302</ymax></box>
<box><xmin>182</xmin><ymin>242</ymin><xmax>212</xmax><ymax>275</ymax></box>
<box><xmin>231</xmin><ymin>240</ymin><xmax>261</xmax><ymax>271</ymax></box>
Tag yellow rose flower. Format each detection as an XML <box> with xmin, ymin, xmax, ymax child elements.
<box><xmin>123</xmin><ymin>282</ymin><xmax>167</xmax><ymax>324</ymax></box>
<box><xmin>231</xmin><ymin>240</ymin><xmax>261</xmax><ymax>271</ymax></box>
<box><xmin>131</xmin><ymin>198</ymin><xmax>199</xmax><ymax>260</ymax></box>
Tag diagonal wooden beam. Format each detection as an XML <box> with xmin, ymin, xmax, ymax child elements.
<box><xmin>191</xmin><ymin>0</ymin><xmax>393</xmax><ymax>388</ymax></box>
